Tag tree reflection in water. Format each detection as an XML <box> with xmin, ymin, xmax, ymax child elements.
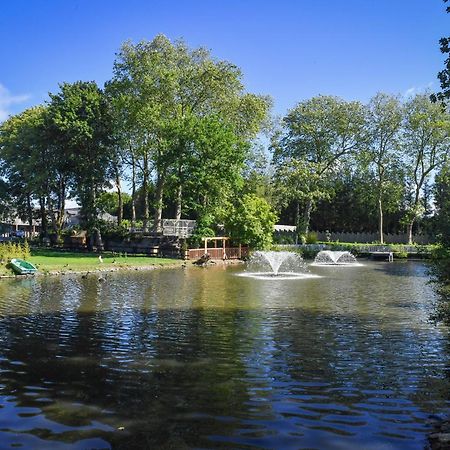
<box><xmin>0</xmin><ymin>261</ymin><xmax>448</xmax><ymax>449</ymax></box>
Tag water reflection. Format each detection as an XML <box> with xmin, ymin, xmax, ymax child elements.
<box><xmin>0</xmin><ymin>262</ymin><xmax>448</xmax><ymax>449</ymax></box>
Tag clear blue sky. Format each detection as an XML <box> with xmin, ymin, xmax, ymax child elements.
<box><xmin>0</xmin><ymin>0</ymin><xmax>448</xmax><ymax>121</ymax></box>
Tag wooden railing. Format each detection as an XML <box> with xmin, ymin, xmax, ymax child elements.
<box><xmin>188</xmin><ymin>247</ymin><xmax>248</xmax><ymax>260</ymax></box>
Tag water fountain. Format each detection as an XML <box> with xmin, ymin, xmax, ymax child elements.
<box><xmin>240</xmin><ymin>251</ymin><xmax>319</xmax><ymax>280</ymax></box>
<box><xmin>313</xmin><ymin>250</ymin><xmax>358</xmax><ymax>265</ymax></box>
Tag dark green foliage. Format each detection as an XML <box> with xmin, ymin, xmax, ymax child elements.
<box><xmin>97</xmin><ymin>191</ymin><xmax>132</xmax><ymax>217</ymax></box>
<box><xmin>434</xmin><ymin>164</ymin><xmax>450</xmax><ymax>246</ymax></box>
<box><xmin>225</xmin><ymin>194</ymin><xmax>277</xmax><ymax>249</ymax></box>
<box><xmin>96</xmin><ymin>220</ymin><xmax>129</xmax><ymax>241</ymax></box>
<box><xmin>47</xmin><ymin>81</ymin><xmax>114</xmax><ymax>229</ymax></box>
<box><xmin>431</xmin><ymin>247</ymin><xmax>450</xmax><ymax>322</ymax></box>
<box><xmin>432</xmin><ymin>0</ymin><xmax>450</xmax><ymax>102</ymax></box>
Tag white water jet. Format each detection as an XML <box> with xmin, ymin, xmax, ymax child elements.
<box><xmin>313</xmin><ymin>250</ymin><xmax>358</xmax><ymax>266</ymax></box>
<box><xmin>241</xmin><ymin>251</ymin><xmax>319</xmax><ymax>280</ymax></box>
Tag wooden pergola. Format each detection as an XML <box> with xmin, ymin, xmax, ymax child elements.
<box><xmin>202</xmin><ymin>236</ymin><xmax>230</xmax><ymax>254</ymax></box>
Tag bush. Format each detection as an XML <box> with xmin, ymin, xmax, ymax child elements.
<box><xmin>226</xmin><ymin>194</ymin><xmax>278</xmax><ymax>250</ymax></box>
<box><xmin>305</xmin><ymin>232</ymin><xmax>318</xmax><ymax>244</ymax></box>
<box><xmin>273</xmin><ymin>232</ymin><xmax>296</xmax><ymax>245</ymax></box>
<box><xmin>97</xmin><ymin>221</ymin><xmax>129</xmax><ymax>241</ymax></box>
<box><xmin>188</xmin><ymin>215</ymin><xmax>216</xmax><ymax>249</ymax></box>
<box><xmin>298</xmin><ymin>246</ymin><xmax>319</xmax><ymax>259</ymax></box>
<box><xmin>0</xmin><ymin>242</ymin><xmax>31</xmax><ymax>263</ymax></box>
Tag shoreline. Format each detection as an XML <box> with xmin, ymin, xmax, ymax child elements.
<box><xmin>1</xmin><ymin>258</ymin><xmax>244</xmax><ymax>279</ymax></box>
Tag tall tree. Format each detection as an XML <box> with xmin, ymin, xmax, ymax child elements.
<box><xmin>0</xmin><ymin>106</ymin><xmax>51</xmax><ymax>235</ymax></box>
<box><xmin>109</xmin><ymin>35</ymin><xmax>269</xmax><ymax>232</ymax></box>
<box><xmin>434</xmin><ymin>163</ymin><xmax>450</xmax><ymax>246</ymax></box>
<box><xmin>402</xmin><ymin>94</ymin><xmax>450</xmax><ymax>244</ymax></box>
<box><xmin>47</xmin><ymin>81</ymin><xmax>114</xmax><ymax>238</ymax></box>
<box><xmin>363</xmin><ymin>93</ymin><xmax>403</xmax><ymax>243</ymax></box>
<box><xmin>273</xmin><ymin>95</ymin><xmax>367</xmax><ymax>234</ymax></box>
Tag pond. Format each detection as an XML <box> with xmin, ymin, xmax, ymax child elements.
<box><xmin>0</xmin><ymin>261</ymin><xmax>448</xmax><ymax>449</ymax></box>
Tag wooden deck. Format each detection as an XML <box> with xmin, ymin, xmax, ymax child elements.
<box><xmin>188</xmin><ymin>247</ymin><xmax>248</xmax><ymax>260</ymax></box>
<box><xmin>369</xmin><ymin>251</ymin><xmax>394</xmax><ymax>261</ymax></box>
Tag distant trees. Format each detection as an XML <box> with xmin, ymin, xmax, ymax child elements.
<box><xmin>363</xmin><ymin>93</ymin><xmax>403</xmax><ymax>244</ymax></box>
<box><xmin>271</xmin><ymin>93</ymin><xmax>450</xmax><ymax>243</ymax></box>
<box><xmin>272</xmin><ymin>96</ymin><xmax>367</xmax><ymax>235</ymax></box>
<box><xmin>434</xmin><ymin>163</ymin><xmax>450</xmax><ymax>246</ymax></box>
<box><xmin>402</xmin><ymin>94</ymin><xmax>450</xmax><ymax>243</ymax></box>
<box><xmin>47</xmin><ymin>81</ymin><xmax>114</xmax><ymax>232</ymax></box>
<box><xmin>0</xmin><ymin>106</ymin><xmax>48</xmax><ymax>233</ymax></box>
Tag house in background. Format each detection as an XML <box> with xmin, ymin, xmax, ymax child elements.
<box><xmin>63</xmin><ymin>207</ymin><xmax>117</xmax><ymax>227</ymax></box>
<box><xmin>0</xmin><ymin>217</ymin><xmax>41</xmax><ymax>239</ymax></box>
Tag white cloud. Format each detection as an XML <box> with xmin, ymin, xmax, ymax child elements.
<box><xmin>0</xmin><ymin>83</ymin><xmax>30</xmax><ymax>122</ymax></box>
<box><xmin>403</xmin><ymin>81</ymin><xmax>435</xmax><ymax>98</ymax></box>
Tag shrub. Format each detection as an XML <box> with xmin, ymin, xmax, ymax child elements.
<box><xmin>305</xmin><ymin>232</ymin><xmax>318</xmax><ymax>244</ymax></box>
<box><xmin>225</xmin><ymin>194</ymin><xmax>278</xmax><ymax>250</ymax></box>
<box><xmin>0</xmin><ymin>242</ymin><xmax>31</xmax><ymax>263</ymax></box>
<box><xmin>97</xmin><ymin>220</ymin><xmax>129</xmax><ymax>241</ymax></box>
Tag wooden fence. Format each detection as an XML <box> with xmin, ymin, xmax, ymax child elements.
<box><xmin>188</xmin><ymin>247</ymin><xmax>248</xmax><ymax>260</ymax></box>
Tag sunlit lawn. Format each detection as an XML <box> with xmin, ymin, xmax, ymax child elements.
<box><xmin>1</xmin><ymin>249</ymin><xmax>182</xmax><ymax>276</ymax></box>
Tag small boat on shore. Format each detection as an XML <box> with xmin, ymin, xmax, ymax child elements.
<box><xmin>10</xmin><ymin>258</ymin><xmax>38</xmax><ymax>275</ymax></box>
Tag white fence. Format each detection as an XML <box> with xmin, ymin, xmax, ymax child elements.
<box><xmin>162</xmin><ymin>219</ymin><xmax>196</xmax><ymax>238</ymax></box>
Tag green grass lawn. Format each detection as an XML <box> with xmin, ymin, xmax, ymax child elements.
<box><xmin>1</xmin><ymin>249</ymin><xmax>183</xmax><ymax>276</ymax></box>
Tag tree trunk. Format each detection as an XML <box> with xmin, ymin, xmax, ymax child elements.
<box><xmin>378</xmin><ymin>196</ymin><xmax>384</xmax><ymax>244</ymax></box>
<box><xmin>153</xmin><ymin>172</ymin><xmax>165</xmax><ymax>233</ymax></box>
<box><xmin>115</xmin><ymin>170</ymin><xmax>123</xmax><ymax>226</ymax></box>
<box><xmin>302</xmin><ymin>200</ymin><xmax>313</xmax><ymax>235</ymax></box>
<box><xmin>407</xmin><ymin>221</ymin><xmax>414</xmax><ymax>245</ymax></box>
<box><xmin>142</xmin><ymin>153</ymin><xmax>149</xmax><ymax>232</ymax></box>
<box><xmin>26</xmin><ymin>193</ymin><xmax>33</xmax><ymax>239</ymax></box>
<box><xmin>294</xmin><ymin>200</ymin><xmax>300</xmax><ymax>229</ymax></box>
<box><xmin>56</xmin><ymin>178</ymin><xmax>65</xmax><ymax>237</ymax></box>
<box><xmin>294</xmin><ymin>200</ymin><xmax>300</xmax><ymax>245</ymax></box>
<box><xmin>175</xmin><ymin>184</ymin><xmax>182</xmax><ymax>221</ymax></box>
<box><xmin>47</xmin><ymin>196</ymin><xmax>57</xmax><ymax>233</ymax></box>
<box><xmin>407</xmin><ymin>187</ymin><xmax>421</xmax><ymax>245</ymax></box>
<box><xmin>131</xmin><ymin>153</ymin><xmax>136</xmax><ymax>229</ymax></box>
<box><xmin>39</xmin><ymin>196</ymin><xmax>48</xmax><ymax>238</ymax></box>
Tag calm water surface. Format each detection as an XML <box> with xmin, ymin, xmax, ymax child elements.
<box><xmin>0</xmin><ymin>261</ymin><xmax>448</xmax><ymax>449</ymax></box>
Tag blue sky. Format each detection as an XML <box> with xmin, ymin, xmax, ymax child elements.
<box><xmin>0</xmin><ymin>0</ymin><xmax>448</xmax><ymax>121</ymax></box>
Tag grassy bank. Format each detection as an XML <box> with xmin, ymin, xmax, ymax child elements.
<box><xmin>1</xmin><ymin>248</ymin><xmax>183</xmax><ymax>276</ymax></box>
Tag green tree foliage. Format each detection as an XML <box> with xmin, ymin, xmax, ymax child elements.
<box><xmin>402</xmin><ymin>94</ymin><xmax>450</xmax><ymax>243</ymax></box>
<box><xmin>109</xmin><ymin>35</ymin><xmax>270</xmax><ymax>232</ymax></box>
<box><xmin>362</xmin><ymin>93</ymin><xmax>404</xmax><ymax>243</ymax></box>
<box><xmin>435</xmin><ymin>164</ymin><xmax>450</xmax><ymax>246</ymax></box>
<box><xmin>430</xmin><ymin>1</ymin><xmax>450</xmax><ymax>321</ymax></box>
<box><xmin>47</xmin><ymin>81</ymin><xmax>114</xmax><ymax>231</ymax></box>
<box><xmin>97</xmin><ymin>191</ymin><xmax>132</xmax><ymax>217</ymax></box>
<box><xmin>309</xmin><ymin>170</ymin><xmax>406</xmax><ymax>234</ymax></box>
<box><xmin>0</xmin><ymin>106</ymin><xmax>50</xmax><ymax>232</ymax></box>
<box><xmin>432</xmin><ymin>0</ymin><xmax>450</xmax><ymax>102</ymax></box>
<box><xmin>225</xmin><ymin>194</ymin><xmax>277</xmax><ymax>249</ymax></box>
<box><xmin>272</xmin><ymin>95</ymin><xmax>367</xmax><ymax>234</ymax></box>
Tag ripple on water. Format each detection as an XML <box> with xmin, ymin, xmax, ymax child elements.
<box><xmin>0</xmin><ymin>262</ymin><xmax>448</xmax><ymax>449</ymax></box>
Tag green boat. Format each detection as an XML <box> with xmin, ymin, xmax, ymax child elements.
<box><xmin>10</xmin><ymin>258</ymin><xmax>38</xmax><ymax>275</ymax></box>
